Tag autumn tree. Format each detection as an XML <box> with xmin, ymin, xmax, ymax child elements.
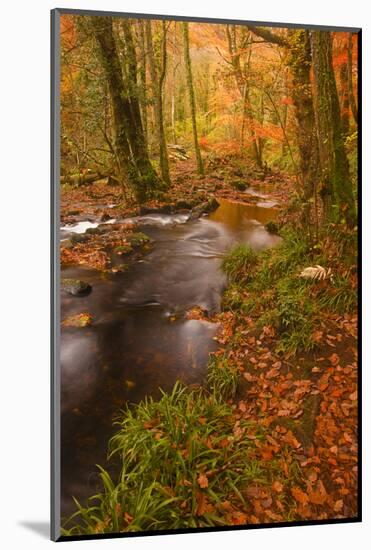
<box><xmin>225</xmin><ymin>25</ymin><xmax>262</xmax><ymax>166</ymax></box>
<box><xmin>89</xmin><ymin>16</ymin><xmax>161</xmax><ymax>202</ymax></box>
<box><xmin>182</xmin><ymin>22</ymin><xmax>204</xmax><ymax>175</ymax></box>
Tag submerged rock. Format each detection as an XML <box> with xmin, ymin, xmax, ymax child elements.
<box><xmin>62</xmin><ymin>312</ymin><xmax>93</xmax><ymax>327</ymax></box>
<box><xmin>61</xmin><ymin>278</ymin><xmax>92</xmax><ymax>296</ymax></box>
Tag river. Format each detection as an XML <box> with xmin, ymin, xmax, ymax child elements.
<box><xmin>60</xmin><ymin>196</ymin><xmax>280</xmax><ymax>518</ymax></box>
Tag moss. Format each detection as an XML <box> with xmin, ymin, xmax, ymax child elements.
<box><xmin>128</xmin><ymin>232</ymin><xmax>151</xmax><ymax>246</ymax></box>
<box><xmin>114</xmin><ymin>244</ymin><xmax>133</xmax><ymax>255</ymax></box>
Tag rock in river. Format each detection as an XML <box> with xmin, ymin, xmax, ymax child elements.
<box><xmin>61</xmin><ymin>278</ymin><xmax>92</xmax><ymax>296</ymax></box>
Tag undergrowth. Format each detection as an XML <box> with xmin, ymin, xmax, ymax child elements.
<box><xmin>207</xmin><ymin>355</ymin><xmax>240</xmax><ymax>400</ymax></box>
<box><xmin>221</xmin><ymin>225</ymin><xmax>357</xmax><ymax>354</ymax></box>
<box><xmin>61</xmin><ymin>381</ymin><xmax>297</xmax><ymax>535</ymax></box>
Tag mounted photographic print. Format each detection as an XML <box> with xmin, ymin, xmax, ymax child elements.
<box><xmin>51</xmin><ymin>8</ymin><xmax>361</xmax><ymax>541</ymax></box>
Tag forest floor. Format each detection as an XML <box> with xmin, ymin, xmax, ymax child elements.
<box><xmin>60</xmin><ymin>155</ymin><xmax>358</xmax><ymax>531</ymax></box>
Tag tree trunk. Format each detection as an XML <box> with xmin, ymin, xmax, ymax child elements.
<box><xmin>339</xmin><ymin>61</ymin><xmax>350</xmax><ymax>135</ymax></box>
<box><xmin>310</xmin><ymin>31</ymin><xmax>355</xmax><ymax>226</ymax></box>
<box><xmin>90</xmin><ymin>16</ymin><xmax>160</xmax><ymax>203</ymax></box>
<box><xmin>137</xmin><ymin>20</ymin><xmax>148</xmax><ymax>146</ymax></box>
<box><xmin>145</xmin><ymin>20</ymin><xmax>170</xmax><ymax>186</ymax></box>
<box><xmin>182</xmin><ymin>22</ymin><xmax>204</xmax><ymax>175</ymax></box>
<box><xmin>226</xmin><ymin>26</ymin><xmax>261</xmax><ymax>166</ymax></box>
<box><xmin>287</xmin><ymin>30</ymin><xmax>319</xmax><ymax>226</ymax></box>
<box><xmin>347</xmin><ymin>33</ymin><xmax>358</xmax><ymax>124</ymax></box>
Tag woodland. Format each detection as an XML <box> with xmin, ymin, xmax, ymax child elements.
<box><xmin>59</xmin><ymin>14</ymin><xmax>359</xmax><ymax>535</ymax></box>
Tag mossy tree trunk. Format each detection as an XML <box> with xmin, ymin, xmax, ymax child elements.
<box><xmin>182</xmin><ymin>22</ymin><xmax>204</xmax><ymax>175</ymax></box>
<box><xmin>247</xmin><ymin>27</ymin><xmax>319</xmax><ymax>223</ymax></box>
<box><xmin>347</xmin><ymin>33</ymin><xmax>358</xmax><ymax>125</ymax></box>
<box><xmin>339</xmin><ymin>60</ymin><xmax>350</xmax><ymax>135</ymax></box>
<box><xmin>90</xmin><ymin>16</ymin><xmax>160</xmax><ymax>203</ymax></box>
<box><xmin>137</xmin><ymin>20</ymin><xmax>148</xmax><ymax>147</ymax></box>
<box><xmin>310</xmin><ymin>31</ymin><xmax>355</xmax><ymax>226</ymax></box>
<box><xmin>145</xmin><ymin>21</ymin><xmax>171</xmax><ymax>186</ymax></box>
<box><xmin>287</xmin><ymin>30</ymin><xmax>319</xmax><ymax>227</ymax></box>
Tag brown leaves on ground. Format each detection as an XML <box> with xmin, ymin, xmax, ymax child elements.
<box><xmin>185</xmin><ymin>306</ymin><xmax>210</xmax><ymax>321</ymax></box>
<box><xmin>62</xmin><ymin>312</ymin><xmax>93</xmax><ymax>327</ymax></box>
<box><xmin>215</xmin><ymin>309</ymin><xmax>358</xmax><ymax>524</ymax></box>
<box><xmin>61</xmin><ymin>223</ymin><xmax>139</xmax><ymax>271</ymax></box>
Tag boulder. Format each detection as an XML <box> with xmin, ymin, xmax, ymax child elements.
<box><xmin>61</xmin><ymin>278</ymin><xmax>92</xmax><ymax>296</ymax></box>
<box><xmin>70</xmin><ymin>233</ymin><xmax>89</xmax><ymax>244</ymax></box>
<box><xmin>231</xmin><ymin>180</ymin><xmax>247</xmax><ymax>191</ymax></box>
<box><xmin>189</xmin><ymin>198</ymin><xmax>219</xmax><ymax>220</ymax></box>
<box><xmin>175</xmin><ymin>199</ymin><xmax>193</xmax><ymax>210</ymax></box>
<box><xmin>265</xmin><ymin>221</ymin><xmax>279</xmax><ymax>235</ymax></box>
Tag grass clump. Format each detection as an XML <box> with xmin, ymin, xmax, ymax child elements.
<box><xmin>316</xmin><ymin>273</ymin><xmax>357</xmax><ymax>313</ymax></box>
<box><xmin>221</xmin><ymin>228</ymin><xmax>335</xmax><ymax>354</ymax></box>
<box><xmin>62</xmin><ymin>382</ymin><xmax>268</xmax><ymax>535</ymax></box>
<box><xmin>221</xmin><ymin>244</ymin><xmax>258</xmax><ymax>284</ymax></box>
<box><xmin>207</xmin><ymin>355</ymin><xmax>240</xmax><ymax>400</ymax></box>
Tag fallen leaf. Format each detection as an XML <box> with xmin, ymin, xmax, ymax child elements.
<box><xmin>272</xmin><ymin>480</ymin><xmax>283</xmax><ymax>493</ymax></box>
<box><xmin>291</xmin><ymin>486</ymin><xmax>309</xmax><ymax>506</ymax></box>
<box><xmin>198</xmin><ymin>473</ymin><xmax>209</xmax><ymax>489</ymax></box>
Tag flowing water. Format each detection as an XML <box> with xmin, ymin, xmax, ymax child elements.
<box><xmin>60</xmin><ymin>197</ymin><xmax>279</xmax><ymax>517</ymax></box>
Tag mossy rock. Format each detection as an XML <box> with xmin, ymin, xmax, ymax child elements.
<box><xmin>61</xmin><ymin>278</ymin><xmax>92</xmax><ymax>296</ymax></box>
<box><xmin>61</xmin><ymin>239</ymin><xmax>73</xmax><ymax>249</ymax></box>
<box><xmin>85</xmin><ymin>223</ymin><xmax>113</xmax><ymax>235</ymax></box>
<box><xmin>128</xmin><ymin>232</ymin><xmax>151</xmax><ymax>247</ymax></box>
<box><xmin>139</xmin><ymin>204</ymin><xmax>172</xmax><ymax>215</ymax></box>
<box><xmin>231</xmin><ymin>181</ymin><xmax>247</xmax><ymax>191</ymax></box>
<box><xmin>70</xmin><ymin>233</ymin><xmax>89</xmax><ymax>244</ymax></box>
<box><xmin>204</xmin><ymin>197</ymin><xmax>219</xmax><ymax>213</ymax></box>
<box><xmin>175</xmin><ymin>199</ymin><xmax>193</xmax><ymax>210</ymax></box>
<box><xmin>265</xmin><ymin>221</ymin><xmax>279</xmax><ymax>235</ymax></box>
<box><xmin>190</xmin><ymin>198</ymin><xmax>219</xmax><ymax>220</ymax></box>
<box><xmin>114</xmin><ymin>244</ymin><xmax>133</xmax><ymax>255</ymax></box>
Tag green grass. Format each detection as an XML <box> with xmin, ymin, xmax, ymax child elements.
<box><xmin>221</xmin><ymin>245</ymin><xmax>258</xmax><ymax>284</ymax></box>
<box><xmin>221</xmin><ymin>225</ymin><xmax>357</xmax><ymax>355</ymax></box>
<box><xmin>316</xmin><ymin>273</ymin><xmax>357</xmax><ymax>313</ymax></box>
<box><xmin>62</xmin><ymin>382</ymin><xmax>273</xmax><ymax>535</ymax></box>
<box><xmin>207</xmin><ymin>355</ymin><xmax>240</xmax><ymax>400</ymax></box>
